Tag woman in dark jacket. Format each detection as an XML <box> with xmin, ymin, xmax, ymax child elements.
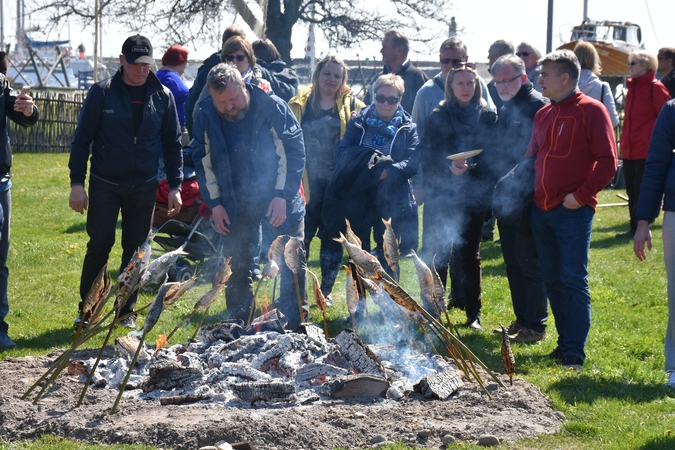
<box><xmin>333</xmin><ymin>73</ymin><xmax>420</xmax><ymax>277</ymax></box>
<box><xmin>420</xmin><ymin>63</ymin><xmax>497</xmax><ymax>330</ymax></box>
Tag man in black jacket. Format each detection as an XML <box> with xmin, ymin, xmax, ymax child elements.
<box><xmin>0</xmin><ymin>75</ymin><xmax>39</xmax><ymax>350</ymax></box>
<box><xmin>366</xmin><ymin>30</ymin><xmax>429</xmax><ymax>115</ymax></box>
<box><xmin>68</xmin><ymin>35</ymin><xmax>183</xmax><ymax>329</ymax></box>
<box><xmin>490</xmin><ymin>54</ymin><xmax>549</xmax><ymax>343</ymax></box>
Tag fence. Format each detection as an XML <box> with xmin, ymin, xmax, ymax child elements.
<box><xmin>10</xmin><ymin>90</ymin><xmax>86</xmax><ymax>153</ymax></box>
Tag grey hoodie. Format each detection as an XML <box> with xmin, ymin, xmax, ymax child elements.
<box><xmin>578</xmin><ymin>68</ymin><xmax>619</xmax><ymax>127</ymax></box>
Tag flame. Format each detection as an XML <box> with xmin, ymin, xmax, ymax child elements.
<box><xmin>154</xmin><ymin>333</ymin><xmax>168</xmax><ymax>356</ymax></box>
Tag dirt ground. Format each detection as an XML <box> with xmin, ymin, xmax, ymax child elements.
<box><xmin>0</xmin><ymin>348</ymin><xmax>564</xmax><ymax>450</ymax></box>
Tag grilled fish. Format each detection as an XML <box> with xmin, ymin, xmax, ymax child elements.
<box><xmin>382</xmin><ymin>217</ymin><xmax>400</xmax><ymax>278</ymax></box>
<box><xmin>334</xmin><ymin>232</ymin><xmax>383</xmax><ymax>276</ymax></box>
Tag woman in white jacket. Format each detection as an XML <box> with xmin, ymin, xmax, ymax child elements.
<box><xmin>574</xmin><ymin>41</ymin><xmax>620</xmax><ymax>128</ymax></box>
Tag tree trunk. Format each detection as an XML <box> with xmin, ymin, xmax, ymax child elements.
<box><xmin>265</xmin><ymin>0</ymin><xmax>298</xmax><ymax>64</ymax></box>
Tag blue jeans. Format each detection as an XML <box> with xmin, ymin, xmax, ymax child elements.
<box><xmin>529</xmin><ymin>203</ymin><xmax>593</xmax><ymax>362</ymax></box>
<box><xmin>0</xmin><ymin>188</ymin><xmax>9</xmax><ymax>334</ymax></box>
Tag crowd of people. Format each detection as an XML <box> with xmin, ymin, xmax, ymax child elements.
<box><xmin>0</xmin><ymin>25</ymin><xmax>673</xmax><ymax>386</ymax></box>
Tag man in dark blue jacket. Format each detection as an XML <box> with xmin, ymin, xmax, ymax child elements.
<box><xmin>634</xmin><ymin>99</ymin><xmax>675</xmax><ymax>388</ymax></box>
<box><xmin>191</xmin><ymin>63</ymin><xmax>307</xmax><ymax>329</ymax></box>
<box><xmin>68</xmin><ymin>35</ymin><xmax>183</xmax><ymax>329</ymax></box>
<box><xmin>0</xmin><ymin>74</ymin><xmax>39</xmax><ymax>350</ymax></box>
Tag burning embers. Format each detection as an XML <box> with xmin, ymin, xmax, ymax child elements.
<box><xmin>69</xmin><ymin>312</ymin><xmax>464</xmax><ymax>406</ymax></box>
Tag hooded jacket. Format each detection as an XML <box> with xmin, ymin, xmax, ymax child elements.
<box><xmin>525</xmin><ymin>90</ymin><xmax>617</xmax><ymax>211</ymax></box>
<box><xmin>577</xmin><ymin>68</ymin><xmax>619</xmax><ymax>127</ymax></box>
<box><xmin>190</xmin><ymin>84</ymin><xmax>305</xmax><ymax>227</ymax></box>
<box><xmin>289</xmin><ymin>86</ymin><xmax>365</xmax><ymax>200</ymax></box>
<box><xmin>69</xmin><ymin>68</ymin><xmax>183</xmax><ymax>191</ymax></box>
<box><xmin>258</xmin><ymin>59</ymin><xmax>300</xmax><ymax>102</ymax></box>
<box><xmin>620</xmin><ymin>70</ymin><xmax>671</xmax><ymax>160</ymax></box>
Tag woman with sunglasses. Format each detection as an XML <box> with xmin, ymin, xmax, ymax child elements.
<box><xmin>191</xmin><ymin>36</ymin><xmax>272</xmax><ymax>121</ymax></box>
<box><xmin>288</xmin><ymin>56</ymin><xmax>365</xmax><ymax>303</ymax></box>
<box><xmin>618</xmin><ymin>51</ymin><xmax>671</xmax><ymax>239</ymax></box>
<box><xmin>333</xmin><ymin>74</ymin><xmax>420</xmax><ymax>279</ymax></box>
<box><xmin>420</xmin><ymin>63</ymin><xmax>497</xmax><ymax>330</ymax></box>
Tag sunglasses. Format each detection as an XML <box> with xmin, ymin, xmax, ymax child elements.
<box><xmin>440</xmin><ymin>57</ymin><xmax>464</xmax><ymax>65</ymax></box>
<box><xmin>494</xmin><ymin>75</ymin><xmax>521</xmax><ymax>86</ymax></box>
<box><xmin>516</xmin><ymin>52</ymin><xmax>530</xmax><ymax>57</ymax></box>
<box><xmin>451</xmin><ymin>62</ymin><xmax>476</xmax><ymax>70</ymax></box>
<box><xmin>629</xmin><ymin>61</ymin><xmax>640</xmax><ymax>66</ymax></box>
<box><xmin>375</xmin><ymin>94</ymin><xmax>401</xmax><ymax>105</ymax></box>
<box><xmin>225</xmin><ymin>54</ymin><xmax>247</xmax><ymax>62</ymax></box>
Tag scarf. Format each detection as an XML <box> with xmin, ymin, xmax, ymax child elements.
<box><xmin>365</xmin><ymin>105</ymin><xmax>405</xmax><ymax>147</ymax></box>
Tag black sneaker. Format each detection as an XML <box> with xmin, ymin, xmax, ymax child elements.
<box><xmin>73</xmin><ymin>312</ymin><xmax>90</xmax><ymax>329</ymax></box>
<box><xmin>561</xmin><ymin>355</ymin><xmax>584</xmax><ymax>370</ymax></box>
<box><xmin>118</xmin><ymin>316</ymin><xmax>138</xmax><ymax>329</ymax></box>
<box><xmin>0</xmin><ymin>331</ymin><xmax>16</xmax><ymax>350</ymax></box>
<box><xmin>548</xmin><ymin>347</ymin><xmax>564</xmax><ymax>363</ymax></box>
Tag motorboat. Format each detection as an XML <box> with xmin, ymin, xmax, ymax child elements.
<box><xmin>558</xmin><ymin>19</ymin><xmax>644</xmax><ymax>77</ymax></box>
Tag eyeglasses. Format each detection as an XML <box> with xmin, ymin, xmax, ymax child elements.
<box><xmin>375</xmin><ymin>94</ymin><xmax>401</xmax><ymax>105</ymax></box>
<box><xmin>451</xmin><ymin>62</ymin><xmax>476</xmax><ymax>70</ymax></box>
<box><xmin>494</xmin><ymin>75</ymin><xmax>521</xmax><ymax>86</ymax></box>
<box><xmin>516</xmin><ymin>52</ymin><xmax>530</xmax><ymax>57</ymax></box>
<box><xmin>225</xmin><ymin>54</ymin><xmax>247</xmax><ymax>62</ymax></box>
<box><xmin>440</xmin><ymin>57</ymin><xmax>464</xmax><ymax>65</ymax></box>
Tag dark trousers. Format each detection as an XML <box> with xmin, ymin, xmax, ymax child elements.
<box><xmin>0</xmin><ymin>189</ymin><xmax>9</xmax><ymax>333</ymax></box>
<box><xmin>497</xmin><ymin>220</ymin><xmax>548</xmax><ymax>332</ymax></box>
<box><xmin>224</xmin><ymin>203</ymin><xmax>308</xmax><ymax>330</ymax></box>
<box><xmin>421</xmin><ymin>201</ymin><xmax>483</xmax><ymax>319</ymax></box>
<box><xmin>452</xmin><ymin>209</ymin><xmax>485</xmax><ymax>320</ymax></box>
<box><xmin>623</xmin><ymin>159</ymin><xmax>646</xmax><ymax>233</ymax></box>
<box><xmin>305</xmin><ymin>177</ymin><xmax>342</xmax><ymax>294</ymax></box>
<box><xmin>79</xmin><ymin>179</ymin><xmax>158</xmax><ymax>317</ymax></box>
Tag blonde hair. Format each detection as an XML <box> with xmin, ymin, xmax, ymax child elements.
<box><xmin>574</xmin><ymin>41</ymin><xmax>602</xmax><ymax>75</ymax></box>
<box><xmin>309</xmin><ymin>56</ymin><xmax>349</xmax><ymax>114</ymax></box>
<box><xmin>444</xmin><ymin>66</ymin><xmax>484</xmax><ymax>106</ymax></box>
<box><xmin>373</xmin><ymin>74</ymin><xmax>405</xmax><ymax>97</ymax></box>
<box><xmin>630</xmin><ymin>50</ymin><xmax>658</xmax><ymax>72</ymax></box>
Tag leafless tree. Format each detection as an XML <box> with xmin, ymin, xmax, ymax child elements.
<box><xmin>28</xmin><ymin>0</ymin><xmax>455</xmax><ymax>62</ymax></box>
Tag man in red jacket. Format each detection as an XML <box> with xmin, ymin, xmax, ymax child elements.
<box><xmin>526</xmin><ymin>50</ymin><xmax>617</xmax><ymax>370</ymax></box>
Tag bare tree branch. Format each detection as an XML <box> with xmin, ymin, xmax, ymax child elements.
<box><xmin>27</xmin><ymin>0</ymin><xmax>455</xmax><ymax>61</ymax></box>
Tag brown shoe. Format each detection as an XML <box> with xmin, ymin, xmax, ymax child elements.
<box><xmin>493</xmin><ymin>320</ymin><xmax>523</xmax><ymax>335</ymax></box>
<box><xmin>509</xmin><ymin>327</ymin><xmax>545</xmax><ymax>343</ymax></box>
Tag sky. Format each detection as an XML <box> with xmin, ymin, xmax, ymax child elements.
<box><xmin>5</xmin><ymin>0</ymin><xmax>674</xmax><ymax>63</ymax></box>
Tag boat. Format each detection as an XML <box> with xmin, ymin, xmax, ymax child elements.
<box><xmin>558</xmin><ymin>19</ymin><xmax>644</xmax><ymax>77</ymax></box>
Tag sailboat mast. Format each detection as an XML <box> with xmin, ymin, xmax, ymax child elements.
<box><xmin>583</xmin><ymin>0</ymin><xmax>588</xmax><ymax>21</ymax></box>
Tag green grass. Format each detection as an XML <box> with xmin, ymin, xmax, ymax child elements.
<box><xmin>3</xmin><ymin>153</ymin><xmax>675</xmax><ymax>449</ymax></box>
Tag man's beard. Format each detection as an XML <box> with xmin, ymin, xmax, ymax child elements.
<box><xmin>218</xmin><ymin>97</ymin><xmax>250</xmax><ymax>122</ymax></box>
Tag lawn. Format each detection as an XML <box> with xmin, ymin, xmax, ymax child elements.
<box><xmin>1</xmin><ymin>153</ymin><xmax>675</xmax><ymax>449</ymax></box>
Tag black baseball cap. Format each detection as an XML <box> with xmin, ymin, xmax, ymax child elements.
<box><xmin>121</xmin><ymin>35</ymin><xmax>154</xmax><ymax>64</ymax></box>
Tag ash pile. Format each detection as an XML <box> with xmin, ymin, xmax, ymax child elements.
<box><xmin>74</xmin><ymin>310</ymin><xmax>464</xmax><ymax>406</ymax></box>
